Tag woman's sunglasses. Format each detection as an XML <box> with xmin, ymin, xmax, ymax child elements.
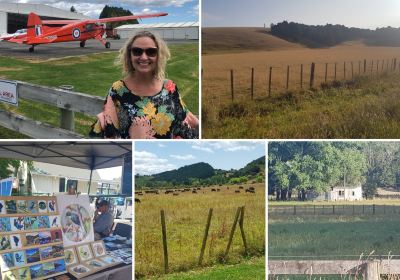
<box><xmin>130</xmin><ymin>47</ymin><xmax>158</xmax><ymax>57</ymax></box>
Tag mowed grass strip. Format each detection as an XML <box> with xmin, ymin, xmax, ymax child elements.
<box><xmin>269</xmin><ymin>215</ymin><xmax>400</xmax><ymax>258</ymax></box>
<box><xmin>149</xmin><ymin>256</ymin><xmax>265</xmax><ymax>280</ymax></box>
<box><xmin>203</xmin><ymin>73</ymin><xmax>400</xmax><ymax>138</ymax></box>
<box><xmin>135</xmin><ymin>184</ymin><xmax>265</xmax><ymax>278</ymax></box>
<box><xmin>0</xmin><ymin>43</ymin><xmax>198</xmax><ymax>138</ymax></box>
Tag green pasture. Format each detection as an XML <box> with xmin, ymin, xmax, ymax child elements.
<box><xmin>269</xmin><ymin>215</ymin><xmax>400</xmax><ymax>258</ymax></box>
<box><xmin>0</xmin><ymin>43</ymin><xmax>198</xmax><ymax>138</ymax></box>
<box><xmin>150</xmin><ymin>257</ymin><xmax>265</xmax><ymax>280</ymax></box>
<box><xmin>203</xmin><ymin>73</ymin><xmax>400</xmax><ymax>138</ymax></box>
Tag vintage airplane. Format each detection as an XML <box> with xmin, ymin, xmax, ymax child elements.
<box><xmin>2</xmin><ymin>11</ymin><xmax>167</xmax><ymax>52</ymax></box>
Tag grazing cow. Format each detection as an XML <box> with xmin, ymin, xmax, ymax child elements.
<box><xmin>216</xmin><ymin>189</ymin><xmax>220</xmax><ymax>192</ymax></box>
<box><xmin>239</xmin><ymin>186</ymin><xmax>244</xmax><ymax>189</ymax></box>
<box><xmin>173</xmin><ymin>193</ymin><xmax>179</xmax><ymax>196</ymax></box>
<box><xmin>192</xmin><ymin>190</ymin><xmax>197</xmax><ymax>194</ymax></box>
<box><xmin>245</xmin><ymin>189</ymin><xmax>255</xmax><ymax>193</ymax></box>
<box><xmin>135</xmin><ymin>198</ymin><xmax>141</xmax><ymax>203</ymax></box>
<box><xmin>138</xmin><ymin>193</ymin><xmax>144</xmax><ymax>196</ymax></box>
<box><xmin>235</xmin><ymin>190</ymin><xmax>240</xmax><ymax>193</ymax></box>
<box><xmin>249</xmin><ymin>186</ymin><xmax>255</xmax><ymax>191</ymax></box>
<box><xmin>211</xmin><ymin>188</ymin><xmax>216</xmax><ymax>192</ymax></box>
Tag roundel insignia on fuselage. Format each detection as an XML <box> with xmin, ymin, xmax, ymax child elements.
<box><xmin>72</xmin><ymin>28</ymin><xmax>81</xmax><ymax>39</ymax></box>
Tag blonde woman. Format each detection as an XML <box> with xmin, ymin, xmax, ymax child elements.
<box><xmin>90</xmin><ymin>31</ymin><xmax>198</xmax><ymax>138</ymax></box>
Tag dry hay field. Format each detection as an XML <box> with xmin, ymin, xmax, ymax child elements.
<box><xmin>135</xmin><ymin>183</ymin><xmax>265</xmax><ymax>278</ymax></box>
<box><xmin>202</xmin><ymin>27</ymin><xmax>400</xmax><ymax>138</ymax></box>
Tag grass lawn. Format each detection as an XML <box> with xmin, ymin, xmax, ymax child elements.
<box><xmin>147</xmin><ymin>257</ymin><xmax>265</xmax><ymax>280</ymax></box>
<box><xmin>269</xmin><ymin>215</ymin><xmax>400</xmax><ymax>258</ymax></box>
<box><xmin>0</xmin><ymin>43</ymin><xmax>198</xmax><ymax>138</ymax></box>
<box><xmin>203</xmin><ymin>73</ymin><xmax>400</xmax><ymax>138</ymax></box>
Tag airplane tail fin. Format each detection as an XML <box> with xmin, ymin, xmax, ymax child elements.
<box><xmin>27</xmin><ymin>12</ymin><xmax>43</xmax><ymax>38</ymax></box>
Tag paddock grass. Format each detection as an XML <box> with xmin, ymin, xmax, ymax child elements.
<box><xmin>149</xmin><ymin>256</ymin><xmax>265</xmax><ymax>280</ymax></box>
<box><xmin>269</xmin><ymin>215</ymin><xmax>400</xmax><ymax>259</ymax></box>
<box><xmin>203</xmin><ymin>73</ymin><xmax>400</xmax><ymax>138</ymax></box>
<box><xmin>135</xmin><ymin>183</ymin><xmax>265</xmax><ymax>278</ymax></box>
<box><xmin>0</xmin><ymin>43</ymin><xmax>198</xmax><ymax>138</ymax></box>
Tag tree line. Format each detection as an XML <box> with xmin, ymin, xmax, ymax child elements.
<box><xmin>270</xmin><ymin>21</ymin><xmax>400</xmax><ymax>48</ymax></box>
<box><xmin>269</xmin><ymin>142</ymin><xmax>400</xmax><ymax>201</ymax></box>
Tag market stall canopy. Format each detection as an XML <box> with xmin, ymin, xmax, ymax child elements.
<box><xmin>0</xmin><ymin>141</ymin><xmax>131</xmax><ymax>170</ymax></box>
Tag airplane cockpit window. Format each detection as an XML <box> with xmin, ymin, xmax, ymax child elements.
<box><xmin>85</xmin><ymin>24</ymin><xmax>94</xmax><ymax>31</ymax></box>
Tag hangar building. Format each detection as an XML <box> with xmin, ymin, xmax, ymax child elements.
<box><xmin>0</xmin><ymin>3</ymin><xmax>90</xmax><ymax>35</ymax></box>
<box><xmin>115</xmin><ymin>22</ymin><xmax>199</xmax><ymax>40</ymax></box>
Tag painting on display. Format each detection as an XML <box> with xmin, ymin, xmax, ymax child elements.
<box><xmin>56</xmin><ymin>195</ymin><xmax>94</xmax><ymax>247</ymax></box>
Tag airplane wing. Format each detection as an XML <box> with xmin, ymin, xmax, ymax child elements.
<box><xmin>88</xmin><ymin>13</ymin><xmax>168</xmax><ymax>24</ymax></box>
<box><xmin>42</xmin><ymin>19</ymin><xmax>80</xmax><ymax>25</ymax></box>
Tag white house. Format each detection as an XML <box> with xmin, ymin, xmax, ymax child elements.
<box><xmin>307</xmin><ymin>183</ymin><xmax>363</xmax><ymax>201</ymax></box>
<box><xmin>30</xmin><ymin>162</ymin><xmax>120</xmax><ymax>195</ymax></box>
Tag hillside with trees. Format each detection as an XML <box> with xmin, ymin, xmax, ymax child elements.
<box><xmin>135</xmin><ymin>157</ymin><xmax>265</xmax><ymax>189</ymax></box>
<box><xmin>99</xmin><ymin>5</ymin><xmax>138</xmax><ymax>28</ymax></box>
<box><xmin>270</xmin><ymin>21</ymin><xmax>400</xmax><ymax>48</ymax></box>
<box><xmin>269</xmin><ymin>142</ymin><xmax>400</xmax><ymax>201</ymax></box>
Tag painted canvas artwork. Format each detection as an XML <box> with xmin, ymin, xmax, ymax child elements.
<box><xmin>18</xmin><ymin>267</ymin><xmax>31</xmax><ymax>280</ymax></box>
<box><xmin>51</xmin><ymin>229</ymin><xmax>63</xmax><ymax>243</ymax></box>
<box><xmin>17</xmin><ymin>201</ymin><xmax>28</xmax><ymax>214</ymax></box>
<box><xmin>0</xmin><ymin>200</ymin><xmax>6</xmax><ymax>215</ymax></box>
<box><xmin>53</xmin><ymin>259</ymin><xmax>66</xmax><ymax>273</ymax></box>
<box><xmin>57</xmin><ymin>195</ymin><xmax>94</xmax><ymax>246</ymax></box>
<box><xmin>13</xmin><ymin>251</ymin><xmax>25</xmax><ymax>267</ymax></box>
<box><xmin>10</xmin><ymin>234</ymin><xmax>22</xmax><ymax>249</ymax></box>
<box><xmin>2</xmin><ymin>269</ymin><xmax>18</xmax><ymax>280</ymax></box>
<box><xmin>27</xmin><ymin>201</ymin><xmax>38</xmax><ymax>214</ymax></box>
<box><xmin>25</xmin><ymin>233</ymin><xmax>40</xmax><ymax>246</ymax></box>
<box><xmin>5</xmin><ymin>200</ymin><xmax>17</xmax><ymax>214</ymax></box>
<box><xmin>91</xmin><ymin>241</ymin><xmax>106</xmax><ymax>257</ymax></box>
<box><xmin>52</xmin><ymin>245</ymin><xmax>64</xmax><ymax>258</ymax></box>
<box><xmin>29</xmin><ymin>263</ymin><xmax>43</xmax><ymax>278</ymax></box>
<box><xmin>64</xmin><ymin>248</ymin><xmax>78</xmax><ymax>266</ymax></box>
<box><xmin>42</xmin><ymin>261</ymin><xmax>55</xmax><ymax>276</ymax></box>
<box><xmin>24</xmin><ymin>216</ymin><xmax>38</xmax><ymax>230</ymax></box>
<box><xmin>48</xmin><ymin>200</ymin><xmax>57</xmax><ymax>213</ymax></box>
<box><xmin>39</xmin><ymin>247</ymin><xmax>53</xmax><ymax>261</ymax></box>
<box><xmin>86</xmin><ymin>259</ymin><xmax>106</xmax><ymax>269</ymax></box>
<box><xmin>77</xmin><ymin>244</ymin><xmax>93</xmax><ymax>262</ymax></box>
<box><xmin>37</xmin><ymin>216</ymin><xmax>50</xmax><ymax>229</ymax></box>
<box><xmin>11</xmin><ymin>217</ymin><xmax>25</xmax><ymax>231</ymax></box>
<box><xmin>0</xmin><ymin>235</ymin><xmax>11</xmax><ymax>251</ymax></box>
<box><xmin>0</xmin><ymin>218</ymin><xmax>11</xmax><ymax>232</ymax></box>
<box><xmin>38</xmin><ymin>200</ymin><xmax>47</xmax><ymax>213</ymax></box>
<box><xmin>49</xmin><ymin>215</ymin><xmax>60</xmax><ymax>228</ymax></box>
<box><xmin>1</xmin><ymin>252</ymin><xmax>15</xmax><ymax>270</ymax></box>
<box><xmin>38</xmin><ymin>232</ymin><xmax>52</xmax><ymax>245</ymax></box>
<box><xmin>70</xmin><ymin>264</ymin><xmax>91</xmax><ymax>276</ymax></box>
<box><xmin>26</xmin><ymin>248</ymin><xmax>40</xmax><ymax>263</ymax></box>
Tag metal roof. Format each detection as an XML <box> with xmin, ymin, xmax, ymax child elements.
<box><xmin>116</xmin><ymin>21</ymin><xmax>199</xmax><ymax>30</ymax></box>
<box><xmin>0</xmin><ymin>141</ymin><xmax>131</xmax><ymax>170</ymax></box>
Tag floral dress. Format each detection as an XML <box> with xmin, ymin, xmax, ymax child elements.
<box><xmin>90</xmin><ymin>79</ymin><xmax>198</xmax><ymax>139</ymax></box>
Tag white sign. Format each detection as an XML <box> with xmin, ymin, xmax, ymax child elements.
<box><xmin>0</xmin><ymin>80</ymin><xmax>18</xmax><ymax>106</ymax></box>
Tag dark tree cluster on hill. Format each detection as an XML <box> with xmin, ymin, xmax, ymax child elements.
<box><xmin>135</xmin><ymin>157</ymin><xmax>265</xmax><ymax>189</ymax></box>
<box><xmin>99</xmin><ymin>5</ymin><xmax>138</xmax><ymax>28</ymax></box>
<box><xmin>269</xmin><ymin>142</ymin><xmax>400</xmax><ymax>201</ymax></box>
<box><xmin>270</xmin><ymin>21</ymin><xmax>400</xmax><ymax>48</ymax></box>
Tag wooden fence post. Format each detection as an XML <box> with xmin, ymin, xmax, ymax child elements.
<box><xmin>325</xmin><ymin>63</ymin><xmax>328</xmax><ymax>83</ymax></box>
<box><xmin>371</xmin><ymin>60</ymin><xmax>374</xmax><ymax>75</ymax></box>
<box><xmin>58</xmin><ymin>85</ymin><xmax>75</xmax><ymax>132</ymax></box>
<box><xmin>268</xmin><ymin>66</ymin><xmax>272</xmax><ymax>97</ymax></box>
<box><xmin>363</xmin><ymin>59</ymin><xmax>366</xmax><ymax>73</ymax></box>
<box><xmin>394</xmin><ymin>58</ymin><xmax>397</xmax><ymax>71</ymax></box>
<box><xmin>160</xmin><ymin>210</ymin><xmax>169</xmax><ymax>273</ymax></box>
<box><xmin>230</xmin><ymin>70</ymin><xmax>234</xmax><ymax>101</ymax></box>
<box><xmin>224</xmin><ymin>207</ymin><xmax>242</xmax><ymax>260</ymax></box>
<box><xmin>365</xmin><ymin>261</ymin><xmax>380</xmax><ymax>280</ymax></box>
<box><xmin>293</xmin><ymin>205</ymin><xmax>296</xmax><ymax>215</ymax></box>
<box><xmin>359</xmin><ymin>61</ymin><xmax>361</xmax><ymax>75</ymax></box>
<box><xmin>351</xmin><ymin>62</ymin><xmax>354</xmax><ymax>79</ymax></box>
<box><xmin>376</xmin><ymin>60</ymin><xmax>379</xmax><ymax>74</ymax></box>
<box><xmin>373</xmin><ymin>204</ymin><xmax>375</xmax><ymax>215</ymax></box>
<box><xmin>381</xmin><ymin>59</ymin><xmax>384</xmax><ymax>72</ymax></box>
<box><xmin>198</xmin><ymin>208</ymin><xmax>213</xmax><ymax>266</ymax></box>
<box><xmin>334</xmin><ymin>62</ymin><xmax>337</xmax><ymax>80</ymax></box>
<box><xmin>239</xmin><ymin>206</ymin><xmax>248</xmax><ymax>254</ymax></box>
<box><xmin>251</xmin><ymin>68</ymin><xmax>254</xmax><ymax>100</ymax></box>
<box><xmin>333</xmin><ymin>205</ymin><xmax>335</xmax><ymax>214</ymax></box>
<box><xmin>343</xmin><ymin>61</ymin><xmax>346</xmax><ymax>80</ymax></box>
<box><xmin>310</xmin><ymin>63</ymin><xmax>315</xmax><ymax>89</ymax></box>
<box><xmin>300</xmin><ymin>64</ymin><xmax>303</xmax><ymax>89</ymax></box>
<box><xmin>353</xmin><ymin>204</ymin><xmax>355</xmax><ymax>215</ymax></box>
<box><xmin>286</xmin><ymin>65</ymin><xmax>290</xmax><ymax>91</ymax></box>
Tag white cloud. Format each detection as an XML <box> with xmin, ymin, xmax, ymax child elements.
<box><xmin>158</xmin><ymin>143</ymin><xmax>166</xmax><ymax>147</ymax></box>
<box><xmin>191</xmin><ymin>144</ymin><xmax>214</xmax><ymax>153</ymax></box>
<box><xmin>191</xmin><ymin>141</ymin><xmax>263</xmax><ymax>154</ymax></box>
<box><xmin>135</xmin><ymin>150</ymin><xmax>176</xmax><ymax>175</ymax></box>
<box><xmin>170</xmin><ymin>154</ymin><xmax>195</xmax><ymax>160</ymax></box>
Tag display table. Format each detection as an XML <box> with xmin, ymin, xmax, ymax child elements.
<box><xmin>80</xmin><ymin>263</ymin><xmax>132</xmax><ymax>280</ymax></box>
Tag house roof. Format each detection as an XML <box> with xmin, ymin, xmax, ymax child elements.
<box><xmin>0</xmin><ymin>141</ymin><xmax>131</xmax><ymax>170</ymax></box>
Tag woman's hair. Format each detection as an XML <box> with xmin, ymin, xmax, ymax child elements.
<box><xmin>119</xmin><ymin>30</ymin><xmax>170</xmax><ymax>80</ymax></box>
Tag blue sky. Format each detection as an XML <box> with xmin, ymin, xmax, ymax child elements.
<box><xmin>202</xmin><ymin>0</ymin><xmax>400</xmax><ymax>29</ymax></box>
<box><xmin>1</xmin><ymin>0</ymin><xmax>199</xmax><ymax>23</ymax></box>
<box><xmin>134</xmin><ymin>141</ymin><xmax>265</xmax><ymax>175</ymax></box>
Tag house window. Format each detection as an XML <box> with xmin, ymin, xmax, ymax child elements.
<box><xmin>59</xmin><ymin>178</ymin><xmax>66</xmax><ymax>193</ymax></box>
<box><xmin>352</xmin><ymin>191</ymin><xmax>355</xmax><ymax>196</ymax></box>
<box><xmin>339</xmin><ymin>190</ymin><xmax>344</xmax><ymax>196</ymax></box>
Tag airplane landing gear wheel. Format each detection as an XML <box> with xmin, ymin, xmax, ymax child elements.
<box><xmin>29</xmin><ymin>46</ymin><xmax>34</xmax><ymax>52</ymax></box>
<box><xmin>80</xmin><ymin>41</ymin><xmax>86</xmax><ymax>48</ymax></box>
<box><xmin>105</xmin><ymin>42</ymin><xmax>111</xmax><ymax>49</ymax></box>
